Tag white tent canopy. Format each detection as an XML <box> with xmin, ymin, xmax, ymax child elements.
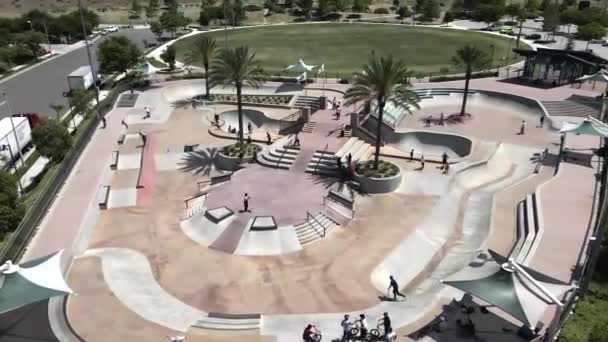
<box><xmin>284</xmin><ymin>59</ymin><xmax>316</xmax><ymax>73</ymax></box>
<box><xmin>560</xmin><ymin>118</ymin><xmax>608</xmax><ymax>137</ymax></box>
<box><xmin>576</xmin><ymin>69</ymin><xmax>608</xmax><ymax>83</ymax></box>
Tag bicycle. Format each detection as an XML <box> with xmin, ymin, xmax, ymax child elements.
<box><xmin>349</xmin><ymin>320</ymin><xmax>372</xmax><ymax>341</ymax></box>
<box><xmin>349</xmin><ymin>320</ymin><xmax>387</xmax><ymax>341</ymax></box>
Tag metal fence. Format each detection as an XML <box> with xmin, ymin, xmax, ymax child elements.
<box><xmin>0</xmin><ymin>80</ymin><xmax>131</xmax><ymax>264</ymax></box>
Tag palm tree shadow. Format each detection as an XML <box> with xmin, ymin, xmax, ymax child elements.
<box><xmin>172</xmin><ymin>97</ymin><xmax>206</xmax><ymax>110</ymax></box>
<box><xmin>308</xmin><ymin>173</ymin><xmax>340</xmax><ymax>189</ymax></box>
<box><xmin>178</xmin><ymin>147</ymin><xmax>219</xmax><ymax>176</ymax></box>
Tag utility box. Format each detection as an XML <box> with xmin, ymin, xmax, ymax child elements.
<box><xmin>319</xmin><ymin>96</ymin><xmax>327</xmax><ymax>110</ymax></box>
<box><xmin>68</xmin><ymin>66</ymin><xmax>95</xmax><ymax>90</ymax></box>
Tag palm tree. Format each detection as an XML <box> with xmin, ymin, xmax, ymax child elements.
<box><xmin>344</xmin><ymin>55</ymin><xmax>420</xmax><ymax>170</ymax></box>
<box><xmin>185</xmin><ymin>36</ymin><xmax>218</xmax><ymax>98</ymax></box>
<box><xmin>452</xmin><ymin>45</ymin><xmax>489</xmax><ymax>116</ymax></box>
<box><xmin>209</xmin><ymin>45</ymin><xmax>265</xmax><ymax>148</ymax></box>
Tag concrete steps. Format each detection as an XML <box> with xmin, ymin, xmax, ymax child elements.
<box><xmin>192</xmin><ymin>315</ymin><xmax>260</xmax><ymax>330</ymax></box>
<box><xmin>294</xmin><ymin>213</ymin><xmax>339</xmax><ymax>244</ymax></box>
<box><xmin>305</xmin><ymin>150</ymin><xmax>340</xmax><ymax>176</ymax></box>
<box><xmin>258</xmin><ymin>145</ymin><xmax>300</xmax><ymax>170</ymax></box>
<box><xmin>293</xmin><ymin>95</ymin><xmax>320</xmax><ymax>110</ymax></box>
<box><xmin>305</xmin><ymin>138</ymin><xmax>373</xmax><ymax>176</ymax></box>
<box><xmin>302</xmin><ymin>121</ymin><xmax>316</xmax><ymax>133</ymax></box>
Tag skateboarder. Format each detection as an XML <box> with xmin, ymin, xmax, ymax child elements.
<box><xmin>388</xmin><ymin>275</ymin><xmax>406</xmax><ymax>300</ymax></box>
<box><xmin>101</xmin><ymin>117</ymin><xmax>107</xmax><ymax>129</ymax></box>
<box><xmin>144</xmin><ymin>106</ymin><xmax>151</xmax><ymax>119</ymax></box>
<box><xmin>243</xmin><ymin>193</ymin><xmax>251</xmax><ymax>212</ymax></box>
<box><xmin>266</xmin><ymin>132</ymin><xmax>272</xmax><ymax>145</ymax></box>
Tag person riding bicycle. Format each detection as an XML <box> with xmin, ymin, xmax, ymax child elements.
<box><xmin>303</xmin><ymin>324</ymin><xmax>316</xmax><ymax>342</ymax></box>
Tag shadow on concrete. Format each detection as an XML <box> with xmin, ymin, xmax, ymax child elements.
<box><xmin>178</xmin><ymin>147</ymin><xmax>220</xmax><ymax>176</ymax></box>
<box><xmin>0</xmin><ymin>300</ymin><xmax>58</xmax><ymax>342</ymax></box>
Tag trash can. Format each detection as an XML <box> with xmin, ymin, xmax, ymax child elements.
<box><xmin>319</xmin><ymin>96</ymin><xmax>327</xmax><ymax>110</ymax></box>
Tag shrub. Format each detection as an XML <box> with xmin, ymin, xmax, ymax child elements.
<box><xmin>373</xmin><ymin>7</ymin><xmax>390</xmax><ymax>14</ymax></box>
<box><xmin>397</xmin><ymin>6</ymin><xmax>411</xmax><ymax>18</ymax></box>
<box><xmin>243</xmin><ymin>4</ymin><xmax>263</xmax><ymax>11</ymax></box>
<box><xmin>222</xmin><ymin>143</ymin><xmax>261</xmax><ymax>157</ymax></box>
<box><xmin>429</xmin><ymin>70</ymin><xmax>498</xmax><ymax>82</ymax></box>
<box><xmin>347</xmin><ymin>13</ymin><xmax>362</xmax><ymax>19</ymax></box>
<box><xmin>355</xmin><ymin>160</ymin><xmax>400</xmax><ymax>178</ymax></box>
<box><xmin>338</xmin><ymin>78</ymin><xmax>349</xmax><ymax>84</ymax></box>
<box><xmin>321</xmin><ymin>12</ymin><xmax>342</xmax><ymax>20</ymax></box>
<box><xmin>390</xmin><ymin>6</ymin><xmax>397</xmax><ymax>10</ymax></box>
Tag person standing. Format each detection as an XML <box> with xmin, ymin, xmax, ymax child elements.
<box><xmin>341</xmin><ymin>314</ymin><xmax>352</xmax><ymax>342</ymax></box>
<box><xmin>420</xmin><ymin>155</ymin><xmax>425</xmax><ymax>170</ymax></box>
<box><xmin>243</xmin><ymin>193</ymin><xmax>251</xmax><ymax>213</ymax></box>
<box><xmin>410</xmin><ymin>149</ymin><xmax>414</xmax><ymax>161</ymax></box>
<box><xmin>425</xmin><ymin>115</ymin><xmax>431</xmax><ymax>127</ymax></box>
<box><xmin>144</xmin><ymin>106</ymin><xmax>151</xmax><ymax>119</ymax></box>
<box><xmin>266</xmin><ymin>132</ymin><xmax>272</xmax><ymax>145</ymax></box>
<box><xmin>294</xmin><ymin>133</ymin><xmax>301</xmax><ymax>147</ymax></box>
<box><xmin>336</xmin><ymin>107</ymin><xmax>342</xmax><ymax>120</ymax></box>
<box><xmin>101</xmin><ymin>117</ymin><xmax>107</xmax><ymax>129</ymax></box>
<box><xmin>332</xmin><ymin>97</ymin><xmax>337</xmax><ymax>109</ymax></box>
<box><xmin>347</xmin><ymin>153</ymin><xmax>353</xmax><ymax>167</ymax></box>
<box><xmin>248</xmin><ymin>122</ymin><xmax>253</xmax><ymax>134</ymax></box>
<box><xmin>246</xmin><ymin>135</ymin><xmax>252</xmax><ymax>145</ymax></box>
<box><xmin>121</xmin><ymin>119</ymin><xmax>129</xmax><ymax>129</ymax></box>
<box><xmin>380</xmin><ymin>312</ymin><xmax>393</xmax><ymax>340</ymax></box>
<box><xmin>214</xmin><ymin>113</ymin><xmax>220</xmax><ymax>127</ymax></box>
<box><xmin>539</xmin><ymin>116</ymin><xmax>545</xmax><ymax>128</ymax></box>
<box><xmin>357</xmin><ymin>314</ymin><xmax>368</xmax><ymax>340</ymax></box>
<box><xmin>520</xmin><ymin>120</ymin><xmax>526</xmax><ymax>135</ymax></box>
<box><xmin>388</xmin><ymin>275</ymin><xmax>407</xmax><ymax>301</ymax></box>
<box><xmin>441</xmin><ymin>152</ymin><xmax>448</xmax><ymax>170</ymax></box>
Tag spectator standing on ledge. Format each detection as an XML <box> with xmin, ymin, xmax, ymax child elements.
<box><xmin>420</xmin><ymin>155</ymin><xmax>425</xmax><ymax>169</ymax></box>
<box><xmin>266</xmin><ymin>132</ymin><xmax>271</xmax><ymax>145</ymax></box>
<box><xmin>520</xmin><ymin>120</ymin><xmax>526</xmax><ymax>135</ymax></box>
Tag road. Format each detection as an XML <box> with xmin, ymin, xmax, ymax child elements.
<box><xmin>0</xmin><ymin>28</ymin><xmax>157</xmax><ymax>120</ymax></box>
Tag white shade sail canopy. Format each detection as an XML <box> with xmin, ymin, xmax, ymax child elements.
<box><xmin>576</xmin><ymin>69</ymin><xmax>608</xmax><ymax>83</ymax></box>
<box><xmin>284</xmin><ymin>59</ymin><xmax>316</xmax><ymax>73</ymax></box>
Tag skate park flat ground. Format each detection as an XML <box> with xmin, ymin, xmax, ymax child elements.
<box><xmin>23</xmin><ymin>78</ymin><xmax>599</xmax><ymax>342</ymax></box>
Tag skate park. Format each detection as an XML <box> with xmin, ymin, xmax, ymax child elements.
<box><xmin>21</xmin><ymin>73</ymin><xmax>599</xmax><ymax>342</ymax></box>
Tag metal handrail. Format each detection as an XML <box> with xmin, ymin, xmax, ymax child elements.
<box><xmin>278</xmin><ymin>109</ymin><xmax>302</xmax><ymax>132</ymax></box>
<box><xmin>314</xmin><ymin>143</ymin><xmax>328</xmax><ymax>174</ymax></box>
<box><xmin>306</xmin><ymin>211</ymin><xmax>327</xmax><ymax>238</ymax></box>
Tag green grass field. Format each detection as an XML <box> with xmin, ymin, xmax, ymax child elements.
<box><xmin>174</xmin><ymin>23</ymin><xmax>523</xmax><ymax>77</ymax></box>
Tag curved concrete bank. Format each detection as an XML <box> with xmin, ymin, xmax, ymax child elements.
<box><xmin>219</xmin><ymin>108</ymin><xmax>285</xmax><ymax>133</ymax></box>
<box><xmin>81</xmin><ymin>248</ymin><xmax>206</xmax><ymax>332</ymax></box>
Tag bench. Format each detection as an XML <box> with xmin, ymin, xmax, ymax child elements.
<box><xmin>98</xmin><ymin>185</ymin><xmax>110</xmax><ymax>210</ymax></box>
<box><xmin>110</xmin><ymin>151</ymin><xmax>119</xmax><ymax>170</ymax></box>
<box><xmin>117</xmin><ymin>134</ymin><xmax>126</xmax><ymax>145</ymax></box>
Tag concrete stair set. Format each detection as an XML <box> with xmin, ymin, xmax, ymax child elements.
<box><xmin>301</xmin><ymin>121</ymin><xmax>316</xmax><ymax>133</ymax></box>
<box><xmin>540</xmin><ymin>99</ymin><xmax>601</xmax><ymax>118</ymax></box>
<box><xmin>192</xmin><ymin>313</ymin><xmax>260</xmax><ymax>330</ymax></box>
<box><xmin>258</xmin><ymin>145</ymin><xmax>300</xmax><ymax>170</ymax></box>
<box><xmin>512</xmin><ymin>193</ymin><xmax>543</xmax><ymax>266</ymax></box>
<box><xmin>305</xmin><ymin>137</ymin><xmax>373</xmax><ymax>176</ymax></box>
<box><xmin>293</xmin><ymin>95</ymin><xmax>321</xmax><ymax>110</ymax></box>
<box><xmin>294</xmin><ymin>212</ymin><xmax>340</xmax><ymax>244</ymax></box>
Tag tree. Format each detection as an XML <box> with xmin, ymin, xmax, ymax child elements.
<box><xmin>443</xmin><ymin>11</ymin><xmax>454</xmax><ymax>23</ymax></box>
<box><xmin>452</xmin><ymin>45</ymin><xmax>489</xmax><ymax>116</ymax></box>
<box><xmin>297</xmin><ymin>0</ymin><xmax>314</xmax><ymax>19</ymax></box>
<box><xmin>49</xmin><ymin>102</ymin><xmax>64</xmax><ymax>119</ymax></box>
<box><xmin>159</xmin><ymin>10</ymin><xmax>191</xmax><ymax>38</ymax></box>
<box><xmin>504</xmin><ymin>3</ymin><xmax>519</xmax><ymax>21</ymax></box>
<box><xmin>542</xmin><ymin>4</ymin><xmax>559</xmax><ymax>38</ymax></box>
<box><xmin>31</xmin><ymin>118</ymin><xmax>72</xmax><ymax>162</ymax></box>
<box><xmin>477</xmin><ymin>4</ymin><xmax>504</xmax><ymax>26</ymax></box>
<box><xmin>318</xmin><ymin>0</ymin><xmax>331</xmax><ymax>16</ymax></box>
<box><xmin>131</xmin><ymin>0</ymin><xmax>143</xmax><ymax>18</ymax></box>
<box><xmin>199</xmin><ymin>10</ymin><xmax>211</xmax><ymax>26</ymax></box>
<box><xmin>560</xmin><ymin>8</ymin><xmax>578</xmax><ymax>34</ymax></box>
<box><xmin>165</xmin><ymin>0</ymin><xmax>179</xmax><ymax>11</ymax></box>
<box><xmin>589</xmin><ymin>322</ymin><xmax>608</xmax><ymax>342</ymax></box>
<box><xmin>150</xmin><ymin>21</ymin><xmax>163</xmax><ymax>39</ymax></box>
<box><xmin>70</xmin><ymin>88</ymin><xmax>95</xmax><ymax>118</ymax></box>
<box><xmin>525</xmin><ymin>0</ymin><xmax>538</xmax><ymax>11</ymax></box>
<box><xmin>352</xmin><ymin>0</ymin><xmax>369</xmax><ymax>12</ymax></box>
<box><xmin>330</xmin><ymin>0</ymin><xmax>349</xmax><ymax>11</ymax></box>
<box><xmin>161</xmin><ymin>45</ymin><xmax>177</xmax><ymax>69</ymax></box>
<box><xmin>186</xmin><ymin>36</ymin><xmax>217</xmax><ymax>97</ymax></box>
<box><xmin>98</xmin><ymin>36</ymin><xmax>142</xmax><ymax>75</ymax></box>
<box><xmin>146</xmin><ymin>0</ymin><xmax>160</xmax><ymax>18</ymax></box>
<box><xmin>577</xmin><ymin>22</ymin><xmax>607</xmax><ymax>49</ymax></box>
<box><xmin>201</xmin><ymin>0</ymin><xmax>217</xmax><ymax>8</ymax></box>
<box><xmin>565</xmin><ymin>36</ymin><xmax>575</xmax><ymax>50</ymax></box>
<box><xmin>343</xmin><ymin>55</ymin><xmax>420</xmax><ymax>170</ymax></box>
<box><xmin>209</xmin><ymin>45</ymin><xmax>265</xmax><ymax>148</ymax></box>
<box><xmin>397</xmin><ymin>6</ymin><xmax>411</xmax><ymax>18</ymax></box>
<box><xmin>421</xmin><ymin>0</ymin><xmax>440</xmax><ymax>20</ymax></box>
<box><xmin>0</xmin><ymin>170</ymin><xmax>23</xmax><ymax>234</ymax></box>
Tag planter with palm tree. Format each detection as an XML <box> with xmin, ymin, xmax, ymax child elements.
<box><xmin>185</xmin><ymin>36</ymin><xmax>218</xmax><ymax>98</ymax></box>
<box><xmin>216</xmin><ymin>142</ymin><xmax>262</xmax><ymax>171</ymax></box>
<box><xmin>452</xmin><ymin>44</ymin><xmax>490</xmax><ymax>117</ymax></box>
<box><xmin>209</xmin><ymin>45</ymin><xmax>265</xmax><ymax>151</ymax></box>
<box><xmin>353</xmin><ymin>159</ymin><xmax>402</xmax><ymax>193</ymax></box>
<box><xmin>344</xmin><ymin>55</ymin><xmax>419</xmax><ymax>169</ymax></box>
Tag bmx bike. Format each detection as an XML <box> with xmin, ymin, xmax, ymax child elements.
<box><xmin>349</xmin><ymin>320</ymin><xmax>390</xmax><ymax>341</ymax></box>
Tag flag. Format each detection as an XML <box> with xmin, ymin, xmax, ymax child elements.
<box><xmin>319</xmin><ymin>64</ymin><xmax>325</xmax><ymax>74</ymax></box>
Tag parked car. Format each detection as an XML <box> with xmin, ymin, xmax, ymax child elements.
<box><xmin>602</xmin><ymin>40</ymin><xmax>608</xmax><ymax>46</ymax></box>
<box><xmin>534</xmin><ymin>16</ymin><xmax>544</xmax><ymax>22</ymax></box>
<box><xmin>499</xmin><ymin>27</ymin><xmax>514</xmax><ymax>35</ymax></box>
<box><xmin>525</xmin><ymin>33</ymin><xmax>542</xmax><ymax>40</ymax></box>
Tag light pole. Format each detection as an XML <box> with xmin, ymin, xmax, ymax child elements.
<box><xmin>43</xmin><ymin>22</ymin><xmax>52</xmax><ymax>54</ymax></box>
<box><xmin>26</xmin><ymin>20</ymin><xmax>33</xmax><ymax>31</ymax></box>
<box><xmin>77</xmin><ymin>0</ymin><xmax>101</xmax><ymax>121</ymax></box>
<box><xmin>0</xmin><ymin>92</ymin><xmax>25</xmax><ymax>169</ymax></box>
<box><xmin>0</xmin><ymin>144</ymin><xmax>23</xmax><ymax>193</ymax></box>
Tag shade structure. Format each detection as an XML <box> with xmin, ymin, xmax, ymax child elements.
<box><xmin>284</xmin><ymin>59</ymin><xmax>316</xmax><ymax>73</ymax></box>
<box><xmin>442</xmin><ymin>250</ymin><xmax>573</xmax><ymax>328</ymax></box>
<box><xmin>0</xmin><ymin>250</ymin><xmax>73</xmax><ymax>314</ymax></box>
<box><xmin>560</xmin><ymin>118</ymin><xmax>608</xmax><ymax>137</ymax></box>
<box><xmin>576</xmin><ymin>69</ymin><xmax>608</xmax><ymax>83</ymax></box>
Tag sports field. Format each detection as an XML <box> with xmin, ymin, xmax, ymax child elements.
<box><xmin>173</xmin><ymin>23</ymin><xmax>524</xmax><ymax>77</ymax></box>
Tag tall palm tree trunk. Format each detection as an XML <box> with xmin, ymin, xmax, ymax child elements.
<box><xmin>374</xmin><ymin>101</ymin><xmax>385</xmax><ymax>170</ymax></box>
<box><xmin>236</xmin><ymin>81</ymin><xmax>244</xmax><ymax>148</ymax></box>
<box><xmin>460</xmin><ymin>69</ymin><xmax>471</xmax><ymax>116</ymax></box>
<box><xmin>204</xmin><ymin>63</ymin><xmax>210</xmax><ymax>97</ymax></box>
<box><xmin>516</xmin><ymin>19</ymin><xmax>524</xmax><ymax>47</ymax></box>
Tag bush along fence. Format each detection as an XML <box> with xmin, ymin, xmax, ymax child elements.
<box><xmin>0</xmin><ymin>79</ymin><xmax>133</xmax><ymax>264</ymax></box>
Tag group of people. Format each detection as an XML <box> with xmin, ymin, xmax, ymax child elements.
<box><xmin>425</xmin><ymin>112</ymin><xmax>445</xmax><ymax>127</ymax></box>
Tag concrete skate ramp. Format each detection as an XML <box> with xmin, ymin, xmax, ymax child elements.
<box><xmin>363</xmin><ymin>116</ymin><xmax>472</xmax><ymax>158</ymax></box>
<box><xmin>162</xmin><ymin>82</ymin><xmax>301</xmax><ymax>103</ymax></box>
<box><xmin>219</xmin><ymin>109</ymin><xmax>282</xmax><ymax>133</ymax></box>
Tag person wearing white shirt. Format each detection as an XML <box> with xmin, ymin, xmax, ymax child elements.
<box><xmin>341</xmin><ymin>314</ymin><xmax>352</xmax><ymax>342</ymax></box>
